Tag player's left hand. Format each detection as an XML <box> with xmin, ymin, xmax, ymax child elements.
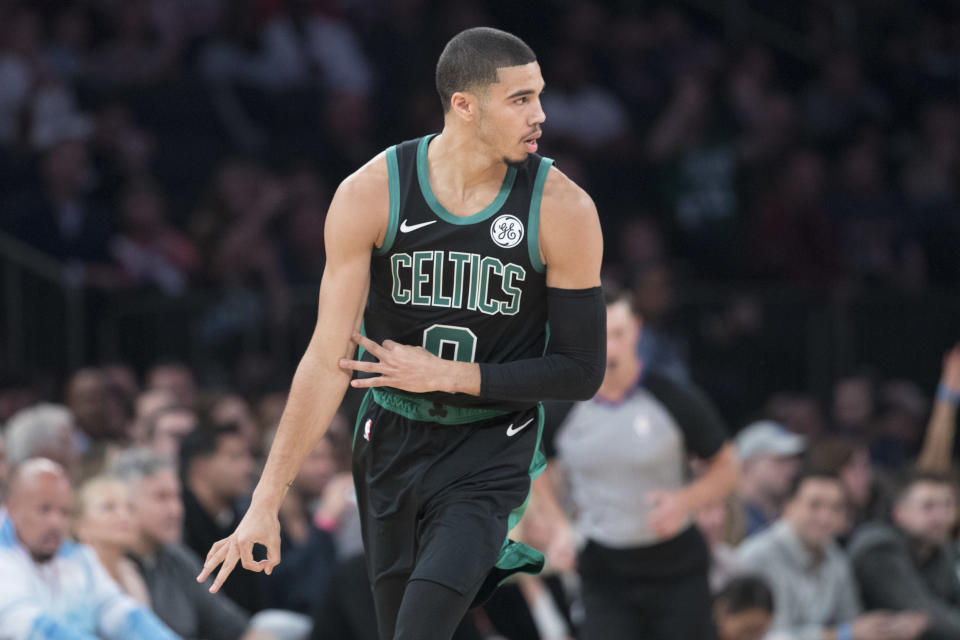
<box><xmin>646</xmin><ymin>489</ymin><xmax>691</xmax><ymax>538</ymax></box>
<box><xmin>340</xmin><ymin>332</ymin><xmax>456</xmax><ymax>394</ymax></box>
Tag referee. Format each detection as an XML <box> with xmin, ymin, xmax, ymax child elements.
<box><xmin>535</xmin><ymin>287</ymin><xmax>740</xmax><ymax>640</ymax></box>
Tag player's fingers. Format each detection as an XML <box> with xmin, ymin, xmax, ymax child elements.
<box><xmin>352</xmin><ymin>332</ymin><xmax>385</xmax><ymax>359</ymax></box>
<box><xmin>197</xmin><ymin>542</ymin><xmax>228</xmax><ymax>582</ymax></box>
<box><xmin>382</xmin><ymin>339</ymin><xmax>398</xmax><ymax>350</ymax></box>
<box><xmin>338</xmin><ymin>359</ymin><xmax>381</xmax><ymax>373</ymax></box>
<box><xmin>237</xmin><ymin>536</ymin><xmax>259</xmax><ymax>572</ymax></box>
<box><xmin>351</xmin><ymin>375</ymin><xmax>387</xmax><ymax>388</ymax></box>
<box><xmin>261</xmin><ymin>538</ymin><xmax>282</xmax><ymax>576</ymax></box>
<box><xmin>204</xmin><ymin>538</ymin><xmax>228</xmax><ymax>563</ymax></box>
<box><xmin>210</xmin><ymin>546</ymin><xmax>240</xmax><ymax>593</ymax></box>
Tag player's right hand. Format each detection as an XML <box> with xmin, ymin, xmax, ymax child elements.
<box><xmin>196</xmin><ymin>503</ymin><xmax>282</xmax><ymax>594</ymax></box>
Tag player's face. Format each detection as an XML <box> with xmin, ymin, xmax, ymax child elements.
<box><xmin>476</xmin><ymin>62</ymin><xmax>546</xmax><ymax>165</ymax></box>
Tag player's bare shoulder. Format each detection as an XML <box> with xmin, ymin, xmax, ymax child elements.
<box><xmin>537</xmin><ymin>164</ymin><xmax>602</xmax><ymax>285</ymax></box>
<box><xmin>327</xmin><ymin>151</ymin><xmax>391</xmax><ymax>250</ymax></box>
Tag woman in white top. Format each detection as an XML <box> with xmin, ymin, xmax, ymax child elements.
<box><xmin>74</xmin><ymin>475</ymin><xmax>152</xmax><ymax>606</ymax></box>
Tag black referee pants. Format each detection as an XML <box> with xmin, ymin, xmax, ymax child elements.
<box><xmin>578</xmin><ymin>529</ymin><xmax>716</xmax><ymax>640</ymax></box>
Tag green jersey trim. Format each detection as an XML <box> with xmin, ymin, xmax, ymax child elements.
<box><xmin>371</xmin><ymin>388</ymin><xmax>510</xmax><ymax>424</ymax></box>
<box><xmin>374</xmin><ymin>145</ymin><xmax>401</xmax><ymax>256</ymax></box>
<box><xmin>416</xmin><ymin>134</ymin><xmax>518</xmax><ymax>226</ymax></box>
<box><xmin>527</xmin><ymin>157</ymin><xmax>553</xmax><ymax>273</ymax></box>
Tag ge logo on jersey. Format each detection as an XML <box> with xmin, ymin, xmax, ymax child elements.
<box><xmin>490</xmin><ymin>214</ymin><xmax>524</xmax><ymax>249</ymax></box>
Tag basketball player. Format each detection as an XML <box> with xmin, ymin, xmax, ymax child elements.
<box><xmin>197</xmin><ymin>27</ymin><xmax>605</xmax><ymax>640</ymax></box>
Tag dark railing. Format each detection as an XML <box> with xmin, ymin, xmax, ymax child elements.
<box><xmin>0</xmin><ymin>231</ymin><xmax>86</xmax><ymax>372</ymax></box>
<box><xmin>3</xmin><ymin>229</ymin><xmax>957</xmax><ymax>417</ymax></box>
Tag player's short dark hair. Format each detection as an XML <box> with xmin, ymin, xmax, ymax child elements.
<box><xmin>893</xmin><ymin>468</ymin><xmax>957</xmax><ymax>505</ymax></box>
<box><xmin>435</xmin><ymin>27</ymin><xmax>536</xmax><ymax>112</ymax></box>
<box><xmin>715</xmin><ymin>575</ymin><xmax>775</xmax><ymax>614</ymax></box>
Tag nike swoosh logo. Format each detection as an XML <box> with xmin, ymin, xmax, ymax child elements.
<box><xmin>506</xmin><ymin>417</ymin><xmax>535</xmax><ymax>437</ymax></box>
<box><xmin>399</xmin><ymin>219</ymin><xmax>437</xmax><ymax>233</ymax></box>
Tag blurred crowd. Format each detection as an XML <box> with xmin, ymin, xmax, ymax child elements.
<box><xmin>0</xmin><ymin>318</ymin><xmax>959</xmax><ymax>639</ymax></box>
<box><xmin>2</xmin><ymin>0</ymin><xmax>960</xmax><ymax>300</ymax></box>
<box><xmin>3</xmin><ymin>0</ymin><xmax>960</xmax><ymax>639</ymax></box>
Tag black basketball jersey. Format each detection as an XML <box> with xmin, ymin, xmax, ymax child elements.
<box><xmin>361</xmin><ymin>134</ymin><xmax>553</xmax><ymax>412</ymax></box>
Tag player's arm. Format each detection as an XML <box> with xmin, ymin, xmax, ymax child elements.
<box><xmin>471</xmin><ymin>168</ymin><xmax>605</xmax><ymax>401</ymax></box>
<box><xmin>345</xmin><ymin>167</ymin><xmax>605</xmax><ymax>402</ymax></box>
<box><xmin>197</xmin><ymin>155</ymin><xmax>388</xmax><ymax>592</ymax></box>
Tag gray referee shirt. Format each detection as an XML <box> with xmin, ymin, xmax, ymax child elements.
<box><xmin>548</xmin><ymin>372</ymin><xmax>728</xmax><ymax>548</ymax></box>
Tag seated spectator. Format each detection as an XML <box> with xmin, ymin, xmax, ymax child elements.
<box><xmin>74</xmin><ymin>475</ymin><xmax>150</xmax><ymax>605</ymax></box>
<box><xmin>179</xmin><ymin>424</ymin><xmax>261</xmax><ymax>612</ymax></box>
<box><xmin>0</xmin><ymin>458</ymin><xmax>177</xmax><ymax>639</ymax></box>
<box><xmin>209</xmin><ymin>393</ymin><xmax>261</xmax><ymax>455</ymax></box>
<box><xmin>146</xmin><ymin>406</ymin><xmax>198</xmax><ymax>461</ymax></box>
<box><xmin>713</xmin><ymin>575</ymin><xmax>775</xmax><ymax>640</ymax></box>
<box><xmin>112</xmin><ymin>180</ymin><xmax>199</xmax><ymax>295</ymax></box>
<box><xmin>130</xmin><ymin>389</ymin><xmax>177</xmax><ymax>445</ymax></box>
<box><xmin>109</xmin><ymin>449</ymin><xmax>254</xmax><ymax>640</ymax></box>
<box><xmin>808</xmin><ymin>436</ymin><xmax>891</xmax><ymax>536</ymax></box>
<box><xmin>146</xmin><ymin>362</ymin><xmax>198</xmax><ymax>410</ymax></box>
<box><xmin>67</xmin><ymin>368</ymin><xmax>127</xmax><ymax>443</ymax></box>
<box><xmin>4</xmin><ymin>403</ymin><xmax>78</xmax><ymax>472</ymax></box>
<box><xmin>0</xmin><ymin>431</ymin><xmax>7</xmax><ymax>503</ymax></box>
<box><xmin>738</xmin><ymin>469</ymin><xmax>927</xmax><ymax>640</ymax></box>
<box><xmin>849</xmin><ymin>470</ymin><xmax>960</xmax><ymax>639</ymax></box>
<box><xmin>735</xmin><ymin>420</ymin><xmax>805</xmax><ymax>536</ymax></box>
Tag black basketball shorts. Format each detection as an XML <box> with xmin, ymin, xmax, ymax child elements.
<box><xmin>351</xmin><ymin>388</ymin><xmax>546</xmax><ymax>606</ymax></box>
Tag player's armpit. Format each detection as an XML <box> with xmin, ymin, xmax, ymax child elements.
<box><xmin>537</xmin><ymin>168</ymin><xmax>603</xmax><ymax>290</ymax></box>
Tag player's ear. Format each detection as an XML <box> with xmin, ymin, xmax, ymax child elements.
<box><xmin>450</xmin><ymin>91</ymin><xmax>478</xmax><ymax>122</ymax></box>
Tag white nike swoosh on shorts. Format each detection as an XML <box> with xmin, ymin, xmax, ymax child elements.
<box><xmin>506</xmin><ymin>417</ymin><xmax>535</xmax><ymax>437</ymax></box>
<box><xmin>399</xmin><ymin>219</ymin><xmax>437</xmax><ymax>233</ymax></box>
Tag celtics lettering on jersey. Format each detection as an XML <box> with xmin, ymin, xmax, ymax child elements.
<box><xmin>390</xmin><ymin>250</ymin><xmax>525</xmax><ymax>316</ymax></box>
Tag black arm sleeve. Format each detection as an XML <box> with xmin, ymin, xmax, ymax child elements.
<box><xmin>643</xmin><ymin>371</ymin><xmax>728</xmax><ymax>459</ymax></box>
<box><xmin>478</xmin><ymin>286</ymin><xmax>605</xmax><ymax>404</ymax></box>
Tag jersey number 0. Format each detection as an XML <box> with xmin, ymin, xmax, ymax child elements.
<box><xmin>422</xmin><ymin>324</ymin><xmax>478</xmax><ymax>363</ymax></box>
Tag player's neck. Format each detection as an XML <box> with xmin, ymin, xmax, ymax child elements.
<box><xmin>430</xmin><ymin>128</ymin><xmax>508</xmax><ymax>196</ymax></box>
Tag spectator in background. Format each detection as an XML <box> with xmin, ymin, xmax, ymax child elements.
<box><xmin>850</xmin><ymin>470</ymin><xmax>960</xmax><ymax>640</ymax></box>
<box><xmin>0</xmin><ymin>431</ymin><xmax>7</xmax><ymax>504</ymax></box>
<box><xmin>179</xmin><ymin>424</ymin><xmax>261</xmax><ymax>612</ymax></box>
<box><xmin>209</xmin><ymin>393</ymin><xmax>261</xmax><ymax>455</ymax></box>
<box><xmin>832</xmin><ymin>371</ymin><xmax>877</xmax><ymax>438</ymax></box>
<box><xmin>803</xmin><ymin>52</ymin><xmax>890</xmax><ymax>143</ymax></box>
<box><xmin>0</xmin><ymin>459</ymin><xmax>177</xmax><ymax>639</ymax></box>
<box><xmin>737</xmin><ymin>470</ymin><xmax>928</xmax><ymax>640</ymax></box>
<box><xmin>747</xmin><ymin>148</ymin><xmax>839</xmax><ymax>285</ymax></box>
<box><xmin>713</xmin><ymin>575</ymin><xmax>775</xmax><ymax>640</ymax></box>
<box><xmin>6</xmin><ymin>135</ymin><xmax>123</xmax><ymax>290</ymax></box>
<box><xmin>632</xmin><ymin>262</ymin><xmax>690</xmax><ymax>384</ymax></box>
<box><xmin>109</xmin><ymin>449</ymin><xmax>257</xmax><ymax>640</ymax></box>
<box><xmin>808</xmin><ymin>436</ymin><xmax>891</xmax><ymax>536</ymax></box>
<box><xmin>74</xmin><ymin>475</ymin><xmax>150</xmax><ymax>605</ymax></box>
<box><xmin>540</xmin><ymin>46</ymin><xmax>631</xmax><ymax>153</ymax></box>
<box><xmin>145</xmin><ymin>406</ymin><xmax>198</xmax><ymax>462</ymax></box>
<box><xmin>147</xmin><ymin>361</ymin><xmax>198</xmax><ymax>410</ymax></box>
<box><xmin>735</xmin><ymin>420</ymin><xmax>805</xmax><ymax>536</ymax></box>
<box><xmin>112</xmin><ymin>179</ymin><xmax>199</xmax><ymax>295</ymax></box>
<box><xmin>131</xmin><ymin>388</ymin><xmax>177</xmax><ymax>446</ymax></box>
<box><xmin>67</xmin><ymin>368</ymin><xmax>127</xmax><ymax>443</ymax></box>
<box><xmin>4</xmin><ymin>403</ymin><xmax>77</xmax><ymax>472</ymax></box>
